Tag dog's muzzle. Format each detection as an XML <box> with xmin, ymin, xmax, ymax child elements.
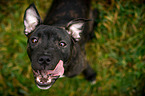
<box><xmin>32</xmin><ymin>60</ymin><xmax>64</xmax><ymax>89</ymax></box>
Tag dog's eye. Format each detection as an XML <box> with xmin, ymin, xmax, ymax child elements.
<box><xmin>59</xmin><ymin>42</ymin><xmax>66</xmax><ymax>47</ymax></box>
<box><xmin>32</xmin><ymin>38</ymin><xmax>38</xmax><ymax>43</ymax></box>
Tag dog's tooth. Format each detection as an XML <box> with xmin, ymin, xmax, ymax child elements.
<box><xmin>36</xmin><ymin>77</ymin><xmax>41</xmax><ymax>82</ymax></box>
<box><xmin>47</xmin><ymin>79</ymin><xmax>51</xmax><ymax>83</ymax></box>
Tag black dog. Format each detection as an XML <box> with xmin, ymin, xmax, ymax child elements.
<box><xmin>23</xmin><ymin>0</ymin><xmax>96</xmax><ymax>89</ymax></box>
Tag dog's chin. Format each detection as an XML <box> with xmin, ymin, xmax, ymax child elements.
<box><xmin>35</xmin><ymin>75</ymin><xmax>59</xmax><ymax>90</ymax></box>
<box><xmin>36</xmin><ymin>84</ymin><xmax>51</xmax><ymax>90</ymax></box>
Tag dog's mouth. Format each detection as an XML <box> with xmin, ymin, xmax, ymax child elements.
<box><xmin>32</xmin><ymin>60</ymin><xmax>64</xmax><ymax>89</ymax></box>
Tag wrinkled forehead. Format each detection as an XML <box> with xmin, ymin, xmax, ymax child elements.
<box><xmin>32</xmin><ymin>25</ymin><xmax>70</xmax><ymax>40</ymax></box>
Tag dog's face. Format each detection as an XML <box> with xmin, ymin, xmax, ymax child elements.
<box><xmin>27</xmin><ymin>25</ymin><xmax>72</xmax><ymax>70</ymax></box>
<box><xmin>24</xmin><ymin>4</ymin><xmax>86</xmax><ymax>89</ymax></box>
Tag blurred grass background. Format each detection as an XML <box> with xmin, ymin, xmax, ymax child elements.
<box><xmin>0</xmin><ymin>0</ymin><xmax>145</xmax><ymax>96</ymax></box>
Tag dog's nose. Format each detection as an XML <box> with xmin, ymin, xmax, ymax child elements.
<box><xmin>38</xmin><ymin>56</ymin><xmax>51</xmax><ymax>64</ymax></box>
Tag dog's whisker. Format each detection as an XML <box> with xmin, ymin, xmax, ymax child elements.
<box><xmin>37</xmin><ymin>70</ymin><xmax>40</xmax><ymax>75</ymax></box>
<box><xmin>33</xmin><ymin>70</ymin><xmax>39</xmax><ymax>76</ymax></box>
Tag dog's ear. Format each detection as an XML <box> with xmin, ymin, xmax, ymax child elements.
<box><xmin>24</xmin><ymin>3</ymin><xmax>42</xmax><ymax>36</ymax></box>
<box><xmin>66</xmin><ymin>19</ymin><xmax>90</xmax><ymax>41</ymax></box>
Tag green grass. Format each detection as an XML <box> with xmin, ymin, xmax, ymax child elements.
<box><xmin>0</xmin><ymin>0</ymin><xmax>145</xmax><ymax>96</ymax></box>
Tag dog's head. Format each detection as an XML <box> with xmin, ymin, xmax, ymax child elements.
<box><xmin>23</xmin><ymin>4</ymin><xmax>87</xmax><ymax>89</ymax></box>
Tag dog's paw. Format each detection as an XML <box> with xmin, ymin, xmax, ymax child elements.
<box><xmin>85</xmin><ymin>72</ymin><xmax>97</xmax><ymax>84</ymax></box>
<box><xmin>90</xmin><ymin>79</ymin><xmax>96</xmax><ymax>85</ymax></box>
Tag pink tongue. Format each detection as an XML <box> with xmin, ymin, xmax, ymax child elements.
<box><xmin>47</xmin><ymin>60</ymin><xmax>64</xmax><ymax>76</ymax></box>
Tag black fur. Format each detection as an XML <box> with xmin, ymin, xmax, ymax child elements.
<box><xmin>24</xmin><ymin>0</ymin><xmax>96</xmax><ymax>89</ymax></box>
